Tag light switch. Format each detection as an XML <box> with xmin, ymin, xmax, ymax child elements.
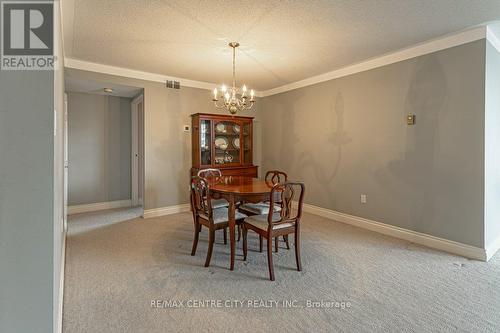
<box><xmin>183</xmin><ymin>125</ymin><xmax>190</xmax><ymax>132</ymax></box>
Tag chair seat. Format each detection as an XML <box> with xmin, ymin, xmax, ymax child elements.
<box><xmin>200</xmin><ymin>207</ymin><xmax>247</xmax><ymax>224</ymax></box>
<box><xmin>245</xmin><ymin>213</ymin><xmax>294</xmax><ymax>231</ymax></box>
<box><xmin>210</xmin><ymin>199</ymin><xmax>228</xmax><ymax>209</ymax></box>
<box><xmin>239</xmin><ymin>202</ymin><xmax>281</xmax><ymax>215</ymax></box>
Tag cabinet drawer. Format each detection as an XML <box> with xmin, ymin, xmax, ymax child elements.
<box><xmin>220</xmin><ymin>166</ymin><xmax>258</xmax><ymax>177</ymax></box>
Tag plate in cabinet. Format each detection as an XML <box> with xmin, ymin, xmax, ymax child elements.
<box><xmin>233</xmin><ymin>137</ymin><xmax>240</xmax><ymax>149</ymax></box>
<box><xmin>215</xmin><ymin>123</ymin><xmax>226</xmax><ymax>133</ymax></box>
<box><xmin>215</xmin><ymin>136</ymin><xmax>229</xmax><ymax>149</ymax></box>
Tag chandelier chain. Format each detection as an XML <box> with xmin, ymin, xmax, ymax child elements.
<box><xmin>232</xmin><ymin>44</ymin><xmax>236</xmax><ymax>89</ymax></box>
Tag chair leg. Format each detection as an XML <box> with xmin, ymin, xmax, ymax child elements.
<box><xmin>242</xmin><ymin>225</ymin><xmax>248</xmax><ymax>261</ymax></box>
<box><xmin>205</xmin><ymin>229</ymin><xmax>215</xmax><ymax>267</ymax></box>
<box><xmin>267</xmin><ymin>237</ymin><xmax>275</xmax><ymax>281</ymax></box>
<box><xmin>191</xmin><ymin>222</ymin><xmax>200</xmax><ymax>256</ymax></box>
<box><xmin>284</xmin><ymin>235</ymin><xmax>290</xmax><ymax>250</ymax></box>
<box><xmin>223</xmin><ymin>228</ymin><xmax>227</xmax><ymax>245</ymax></box>
<box><xmin>259</xmin><ymin>235</ymin><xmax>263</xmax><ymax>253</ymax></box>
<box><xmin>275</xmin><ymin>237</ymin><xmax>279</xmax><ymax>252</ymax></box>
<box><xmin>238</xmin><ymin>225</ymin><xmax>241</xmax><ymax>242</ymax></box>
<box><xmin>294</xmin><ymin>229</ymin><xmax>302</xmax><ymax>272</ymax></box>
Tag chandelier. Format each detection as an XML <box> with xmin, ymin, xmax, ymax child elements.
<box><xmin>212</xmin><ymin>42</ymin><xmax>255</xmax><ymax>114</ymax></box>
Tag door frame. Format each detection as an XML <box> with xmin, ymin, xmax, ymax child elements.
<box><xmin>63</xmin><ymin>92</ymin><xmax>68</xmax><ymax>230</ymax></box>
<box><xmin>131</xmin><ymin>94</ymin><xmax>144</xmax><ymax>207</ymax></box>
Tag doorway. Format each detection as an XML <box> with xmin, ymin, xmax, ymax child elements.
<box><xmin>64</xmin><ymin>76</ymin><xmax>144</xmax><ymax>215</ymax></box>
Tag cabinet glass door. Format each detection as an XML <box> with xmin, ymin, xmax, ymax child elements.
<box><xmin>213</xmin><ymin>120</ymin><xmax>240</xmax><ymax>166</ymax></box>
<box><xmin>200</xmin><ymin>119</ymin><xmax>211</xmax><ymax>165</ymax></box>
<box><xmin>243</xmin><ymin>122</ymin><xmax>252</xmax><ymax>164</ymax></box>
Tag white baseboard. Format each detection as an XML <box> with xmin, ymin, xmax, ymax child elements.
<box><xmin>140</xmin><ymin>200</ymin><xmax>490</xmax><ymax>261</ymax></box>
<box><xmin>486</xmin><ymin>233</ymin><xmax>500</xmax><ymax>261</ymax></box>
<box><xmin>143</xmin><ymin>203</ymin><xmax>191</xmax><ymax>219</ymax></box>
<box><xmin>301</xmin><ymin>203</ymin><xmax>488</xmax><ymax>261</ymax></box>
<box><xmin>68</xmin><ymin>199</ymin><xmax>132</xmax><ymax>215</ymax></box>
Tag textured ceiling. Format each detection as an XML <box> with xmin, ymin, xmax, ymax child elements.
<box><xmin>65</xmin><ymin>76</ymin><xmax>142</xmax><ymax>98</ymax></box>
<box><xmin>63</xmin><ymin>0</ymin><xmax>500</xmax><ymax>91</ymax></box>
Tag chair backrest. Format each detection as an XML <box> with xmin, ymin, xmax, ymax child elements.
<box><xmin>265</xmin><ymin>170</ymin><xmax>288</xmax><ymax>203</ymax></box>
<box><xmin>190</xmin><ymin>176</ymin><xmax>213</xmax><ymax>220</ymax></box>
<box><xmin>197</xmin><ymin>168</ymin><xmax>222</xmax><ymax>179</ymax></box>
<box><xmin>265</xmin><ymin>170</ymin><xmax>288</xmax><ymax>185</ymax></box>
<box><xmin>268</xmin><ymin>181</ymin><xmax>305</xmax><ymax>228</ymax></box>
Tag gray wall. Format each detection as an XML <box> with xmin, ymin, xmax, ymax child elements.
<box><xmin>67</xmin><ymin>92</ymin><xmax>132</xmax><ymax>205</ymax></box>
<box><xmin>65</xmin><ymin>68</ymin><xmax>262</xmax><ymax>210</ymax></box>
<box><xmin>0</xmin><ymin>71</ymin><xmax>54</xmax><ymax>333</ymax></box>
<box><xmin>485</xmin><ymin>40</ymin><xmax>500</xmax><ymax>249</ymax></box>
<box><xmin>261</xmin><ymin>40</ymin><xmax>486</xmax><ymax>248</ymax></box>
<box><xmin>0</xmin><ymin>2</ymin><xmax>64</xmax><ymax>332</ymax></box>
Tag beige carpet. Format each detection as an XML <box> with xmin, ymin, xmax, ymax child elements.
<box><xmin>63</xmin><ymin>208</ymin><xmax>500</xmax><ymax>332</ymax></box>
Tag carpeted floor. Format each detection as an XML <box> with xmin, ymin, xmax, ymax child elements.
<box><xmin>63</xmin><ymin>208</ymin><xmax>500</xmax><ymax>332</ymax></box>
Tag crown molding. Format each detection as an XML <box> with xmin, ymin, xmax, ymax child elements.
<box><xmin>486</xmin><ymin>26</ymin><xmax>500</xmax><ymax>53</ymax></box>
<box><xmin>260</xmin><ymin>25</ymin><xmax>488</xmax><ymax>97</ymax></box>
<box><xmin>64</xmin><ymin>57</ymin><xmax>219</xmax><ymax>91</ymax></box>
<box><xmin>64</xmin><ymin>57</ymin><xmax>266</xmax><ymax>97</ymax></box>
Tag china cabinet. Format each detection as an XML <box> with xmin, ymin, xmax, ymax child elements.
<box><xmin>191</xmin><ymin>113</ymin><xmax>258</xmax><ymax>177</ymax></box>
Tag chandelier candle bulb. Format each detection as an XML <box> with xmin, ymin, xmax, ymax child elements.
<box><xmin>213</xmin><ymin>88</ymin><xmax>218</xmax><ymax>100</ymax></box>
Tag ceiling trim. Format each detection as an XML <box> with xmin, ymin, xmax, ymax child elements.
<box><xmin>64</xmin><ymin>57</ymin><xmax>222</xmax><ymax>92</ymax></box>
<box><xmin>486</xmin><ymin>26</ymin><xmax>500</xmax><ymax>52</ymax></box>
<box><xmin>260</xmin><ymin>25</ymin><xmax>488</xmax><ymax>97</ymax></box>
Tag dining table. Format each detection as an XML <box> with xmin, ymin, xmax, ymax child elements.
<box><xmin>205</xmin><ymin>175</ymin><xmax>274</xmax><ymax>271</ymax></box>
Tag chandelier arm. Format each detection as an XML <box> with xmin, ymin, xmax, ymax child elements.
<box><xmin>213</xmin><ymin>100</ymin><xmax>225</xmax><ymax>109</ymax></box>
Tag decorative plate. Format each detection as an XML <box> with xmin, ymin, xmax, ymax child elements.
<box><xmin>233</xmin><ymin>124</ymin><xmax>240</xmax><ymax>133</ymax></box>
<box><xmin>215</xmin><ymin>123</ymin><xmax>226</xmax><ymax>133</ymax></box>
<box><xmin>215</xmin><ymin>136</ymin><xmax>229</xmax><ymax>150</ymax></box>
<box><xmin>233</xmin><ymin>137</ymin><xmax>240</xmax><ymax>149</ymax></box>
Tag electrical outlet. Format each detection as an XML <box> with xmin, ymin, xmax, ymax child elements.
<box><xmin>360</xmin><ymin>194</ymin><xmax>367</xmax><ymax>204</ymax></box>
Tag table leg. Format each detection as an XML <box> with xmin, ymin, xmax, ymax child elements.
<box><xmin>228</xmin><ymin>194</ymin><xmax>236</xmax><ymax>271</ymax></box>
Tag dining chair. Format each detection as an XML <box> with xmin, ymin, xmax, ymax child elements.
<box><xmin>242</xmin><ymin>181</ymin><xmax>305</xmax><ymax>281</ymax></box>
<box><xmin>198</xmin><ymin>168</ymin><xmax>245</xmax><ymax>241</ymax></box>
<box><xmin>190</xmin><ymin>176</ymin><xmax>247</xmax><ymax>267</ymax></box>
<box><xmin>239</xmin><ymin>170</ymin><xmax>290</xmax><ymax>251</ymax></box>
<box><xmin>197</xmin><ymin>168</ymin><xmax>229</xmax><ymax>209</ymax></box>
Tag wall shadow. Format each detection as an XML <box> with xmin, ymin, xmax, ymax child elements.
<box><xmin>375</xmin><ymin>55</ymin><xmax>448</xmax><ymax>229</ymax></box>
<box><xmin>296</xmin><ymin>91</ymin><xmax>352</xmax><ymax>204</ymax></box>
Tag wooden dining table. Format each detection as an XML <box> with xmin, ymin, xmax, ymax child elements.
<box><xmin>205</xmin><ymin>175</ymin><xmax>274</xmax><ymax>270</ymax></box>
